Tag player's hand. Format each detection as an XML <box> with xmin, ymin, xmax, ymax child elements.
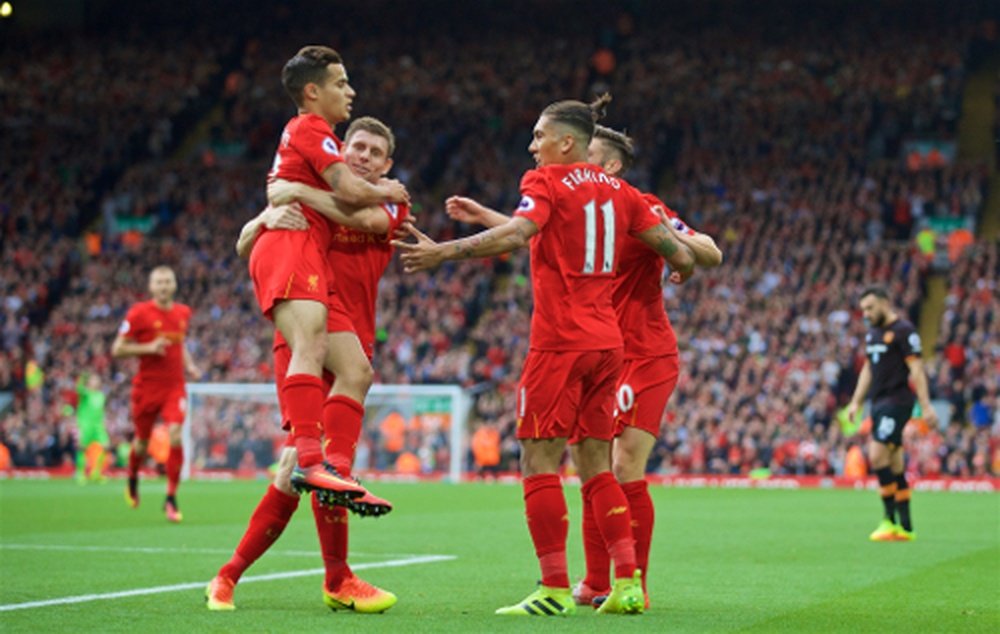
<box><xmin>445</xmin><ymin>196</ymin><xmax>485</xmax><ymax>225</ymax></box>
<box><xmin>147</xmin><ymin>336</ymin><xmax>170</xmax><ymax>356</ymax></box>
<box><xmin>186</xmin><ymin>364</ymin><xmax>204</xmax><ymax>381</ymax></box>
<box><xmin>378</xmin><ymin>178</ymin><xmax>410</xmax><ymax>205</ymax></box>
<box><xmin>267</xmin><ymin>179</ymin><xmax>304</xmax><ymax>206</ymax></box>
<box><xmin>921</xmin><ymin>403</ymin><xmax>939</xmax><ymax>430</ymax></box>
<box><xmin>391</xmin><ymin>222</ymin><xmax>443</xmax><ymax>273</ymax></box>
<box><xmin>262</xmin><ymin>203</ymin><xmax>308</xmax><ymax>231</ymax></box>
<box><xmin>846</xmin><ymin>401</ymin><xmax>860</xmax><ymax>425</ymax></box>
<box><xmin>670</xmin><ymin>261</ymin><xmax>695</xmax><ymax>284</ymax></box>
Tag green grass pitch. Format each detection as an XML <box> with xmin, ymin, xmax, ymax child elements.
<box><xmin>1</xmin><ymin>479</ymin><xmax>997</xmax><ymax>632</ymax></box>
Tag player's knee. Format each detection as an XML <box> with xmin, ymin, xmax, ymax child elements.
<box><xmin>340</xmin><ymin>362</ymin><xmax>373</xmax><ymax>396</ymax></box>
<box><xmin>167</xmin><ymin>426</ymin><xmax>182</xmax><ymax>445</ymax></box>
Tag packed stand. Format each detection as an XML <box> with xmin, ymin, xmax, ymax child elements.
<box><xmin>924</xmin><ymin>239</ymin><xmax>999</xmax><ymax>476</ymax></box>
<box><xmin>1</xmin><ymin>1</ymin><xmax>995</xmax><ymax>477</ymax></box>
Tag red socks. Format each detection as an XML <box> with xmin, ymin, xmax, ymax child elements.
<box><xmin>323</xmin><ymin>395</ymin><xmax>364</xmax><ymax>476</ymax></box>
<box><xmin>622</xmin><ymin>479</ymin><xmax>654</xmax><ymax>593</ymax></box>
<box><xmin>166</xmin><ymin>445</ymin><xmax>183</xmax><ymax>496</ymax></box>
<box><xmin>582</xmin><ymin>472</ymin><xmax>637</xmax><ymax>580</ymax></box>
<box><xmin>312</xmin><ymin>492</ymin><xmax>351</xmax><ymax>590</ymax></box>
<box><xmin>282</xmin><ymin>374</ymin><xmax>325</xmax><ymax>467</ymax></box>
<box><xmin>581</xmin><ymin>488</ymin><xmax>612</xmax><ymax>592</ymax></box>
<box><xmin>523</xmin><ymin>474</ymin><xmax>569</xmax><ymax>588</ymax></box>
<box><xmin>219</xmin><ymin>485</ymin><xmax>299</xmax><ymax>583</ymax></box>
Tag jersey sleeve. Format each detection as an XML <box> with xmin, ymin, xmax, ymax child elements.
<box><xmin>119</xmin><ymin>305</ymin><xmax>142</xmax><ymax>339</ymax></box>
<box><xmin>291</xmin><ymin>116</ymin><xmax>346</xmax><ymax>178</ymax></box>
<box><xmin>628</xmin><ymin>188</ymin><xmax>662</xmax><ymax>235</ymax></box>
<box><xmin>644</xmin><ymin>193</ymin><xmax>696</xmax><ymax>235</ymax></box>
<box><xmin>898</xmin><ymin>324</ymin><xmax>922</xmax><ymax>360</ymax></box>
<box><xmin>513</xmin><ymin>170</ymin><xmax>552</xmax><ymax>230</ymax></box>
<box><xmin>381</xmin><ymin>203</ymin><xmax>410</xmax><ymax>233</ymax></box>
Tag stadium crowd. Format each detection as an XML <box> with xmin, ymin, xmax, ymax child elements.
<box><xmin>1</xmin><ymin>1</ymin><xmax>996</xmax><ymax>478</ymax></box>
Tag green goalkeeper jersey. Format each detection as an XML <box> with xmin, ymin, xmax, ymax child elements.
<box><xmin>77</xmin><ymin>385</ymin><xmax>106</xmax><ymax>431</ymax></box>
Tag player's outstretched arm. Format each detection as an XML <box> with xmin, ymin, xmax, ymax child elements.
<box><xmin>392</xmin><ymin>217</ymin><xmax>537</xmax><ymax>273</ymax></box>
<box><xmin>322</xmin><ymin>162</ymin><xmax>409</xmax><ymax>208</ymax></box>
<box><xmin>111</xmin><ymin>333</ymin><xmax>168</xmax><ymax>358</ymax></box>
<box><xmin>634</xmin><ymin>224</ymin><xmax>696</xmax><ymax>281</ymax></box>
<box><xmin>235</xmin><ymin>204</ymin><xmax>309</xmax><ymax>258</ymax></box>
<box><xmin>905</xmin><ymin>356</ymin><xmax>939</xmax><ymax>428</ymax></box>
<box><xmin>846</xmin><ymin>360</ymin><xmax>872</xmax><ymax>422</ymax></box>
<box><xmin>445</xmin><ymin>196</ymin><xmax>510</xmax><ymax>228</ymax></box>
<box><xmin>268</xmin><ymin>179</ymin><xmax>391</xmax><ymax>234</ymax></box>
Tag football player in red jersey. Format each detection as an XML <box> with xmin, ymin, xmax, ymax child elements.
<box><xmin>393</xmin><ymin>95</ymin><xmax>694</xmax><ymax>616</ymax></box>
<box><xmin>445</xmin><ymin>124</ymin><xmax>722</xmax><ymax>609</ymax></box>
<box><xmin>207</xmin><ymin>117</ymin><xmax>406</xmax><ymax>613</ymax></box>
<box><xmin>248</xmin><ymin>45</ymin><xmax>407</xmax><ymax>503</ymax></box>
<box><xmin>112</xmin><ymin>266</ymin><xmax>201</xmax><ymax>522</ymax></box>
<box><xmin>574</xmin><ymin>125</ymin><xmax>721</xmax><ymax>608</ymax></box>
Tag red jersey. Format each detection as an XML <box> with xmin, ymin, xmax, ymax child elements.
<box><xmin>328</xmin><ymin>202</ymin><xmax>411</xmax><ymax>357</ymax></box>
<box><xmin>118</xmin><ymin>300</ymin><xmax>192</xmax><ymax>385</ymax></box>
<box><xmin>513</xmin><ymin>163</ymin><xmax>660</xmax><ymax>351</ymax></box>
<box><xmin>613</xmin><ymin>193</ymin><xmax>695</xmax><ymax>359</ymax></box>
<box><xmin>265</xmin><ymin>113</ymin><xmax>345</xmax><ymax>251</ymax></box>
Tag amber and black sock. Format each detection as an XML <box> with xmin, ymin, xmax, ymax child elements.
<box><xmin>874</xmin><ymin>467</ymin><xmax>897</xmax><ymax>522</ymax></box>
<box><xmin>894</xmin><ymin>473</ymin><xmax>912</xmax><ymax>531</ymax></box>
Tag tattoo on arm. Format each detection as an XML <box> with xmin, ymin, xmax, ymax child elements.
<box><xmin>653</xmin><ymin>226</ymin><xmax>679</xmax><ymax>257</ymax></box>
<box><xmin>449</xmin><ymin>221</ymin><xmax>529</xmax><ymax>260</ymax></box>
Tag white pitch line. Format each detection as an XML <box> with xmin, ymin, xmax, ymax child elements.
<box><xmin>0</xmin><ymin>554</ymin><xmax>455</xmax><ymax>612</ymax></box>
<box><xmin>0</xmin><ymin>543</ymin><xmax>425</xmax><ymax>559</ymax></box>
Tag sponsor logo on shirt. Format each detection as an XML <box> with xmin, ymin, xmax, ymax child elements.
<box><xmin>322</xmin><ymin>137</ymin><xmax>340</xmax><ymax>155</ymax></box>
<box><xmin>308</xmin><ymin>275</ymin><xmax>320</xmax><ymax>291</ymax></box>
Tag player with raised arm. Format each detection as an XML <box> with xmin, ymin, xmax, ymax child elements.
<box><xmin>207</xmin><ymin>117</ymin><xmax>406</xmax><ymax>614</ymax></box>
<box><xmin>247</xmin><ymin>45</ymin><xmax>407</xmax><ymax>504</ymax></box>
<box><xmin>111</xmin><ymin>266</ymin><xmax>200</xmax><ymax>522</ymax></box>
<box><xmin>393</xmin><ymin>95</ymin><xmax>695</xmax><ymax>616</ymax></box>
<box><xmin>447</xmin><ymin>123</ymin><xmax>722</xmax><ymax>609</ymax></box>
<box><xmin>847</xmin><ymin>287</ymin><xmax>938</xmax><ymax>542</ymax></box>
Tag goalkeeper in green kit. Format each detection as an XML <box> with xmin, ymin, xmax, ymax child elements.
<box><xmin>75</xmin><ymin>373</ymin><xmax>110</xmax><ymax>483</ymax></box>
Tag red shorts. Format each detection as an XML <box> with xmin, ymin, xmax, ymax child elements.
<box><xmin>131</xmin><ymin>382</ymin><xmax>187</xmax><ymax>441</ymax></box>
<box><xmin>516</xmin><ymin>348</ymin><xmax>623</xmax><ymax>443</ymax></box>
<box><xmin>249</xmin><ymin>230</ymin><xmax>331</xmax><ymax>318</ymax></box>
<box><xmin>614</xmin><ymin>355</ymin><xmax>680</xmax><ymax>437</ymax></box>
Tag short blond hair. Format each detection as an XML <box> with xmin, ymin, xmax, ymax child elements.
<box><xmin>345</xmin><ymin>116</ymin><xmax>396</xmax><ymax>156</ymax></box>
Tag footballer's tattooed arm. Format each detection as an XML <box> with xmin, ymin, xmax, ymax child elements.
<box><xmin>635</xmin><ymin>223</ymin><xmax>696</xmax><ymax>281</ymax></box>
<box><xmin>392</xmin><ymin>217</ymin><xmax>538</xmax><ymax>273</ymax></box>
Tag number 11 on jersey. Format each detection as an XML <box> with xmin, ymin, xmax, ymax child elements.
<box><xmin>583</xmin><ymin>199</ymin><xmax>615</xmax><ymax>274</ymax></box>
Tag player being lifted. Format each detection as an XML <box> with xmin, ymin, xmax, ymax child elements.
<box><xmin>112</xmin><ymin>266</ymin><xmax>200</xmax><ymax>522</ymax></box>
<box><xmin>207</xmin><ymin>117</ymin><xmax>407</xmax><ymax>614</ymax></box>
<box><xmin>847</xmin><ymin>287</ymin><xmax>937</xmax><ymax>542</ymax></box>
<box><xmin>447</xmin><ymin>123</ymin><xmax>723</xmax><ymax>609</ymax></box>
<box><xmin>247</xmin><ymin>45</ymin><xmax>407</xmax><ymax>503</ymax></box>
<box><xmin>394</xmin><ymin>95</ymin><xmax>695</xmax><ymax>616</ymax></box>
